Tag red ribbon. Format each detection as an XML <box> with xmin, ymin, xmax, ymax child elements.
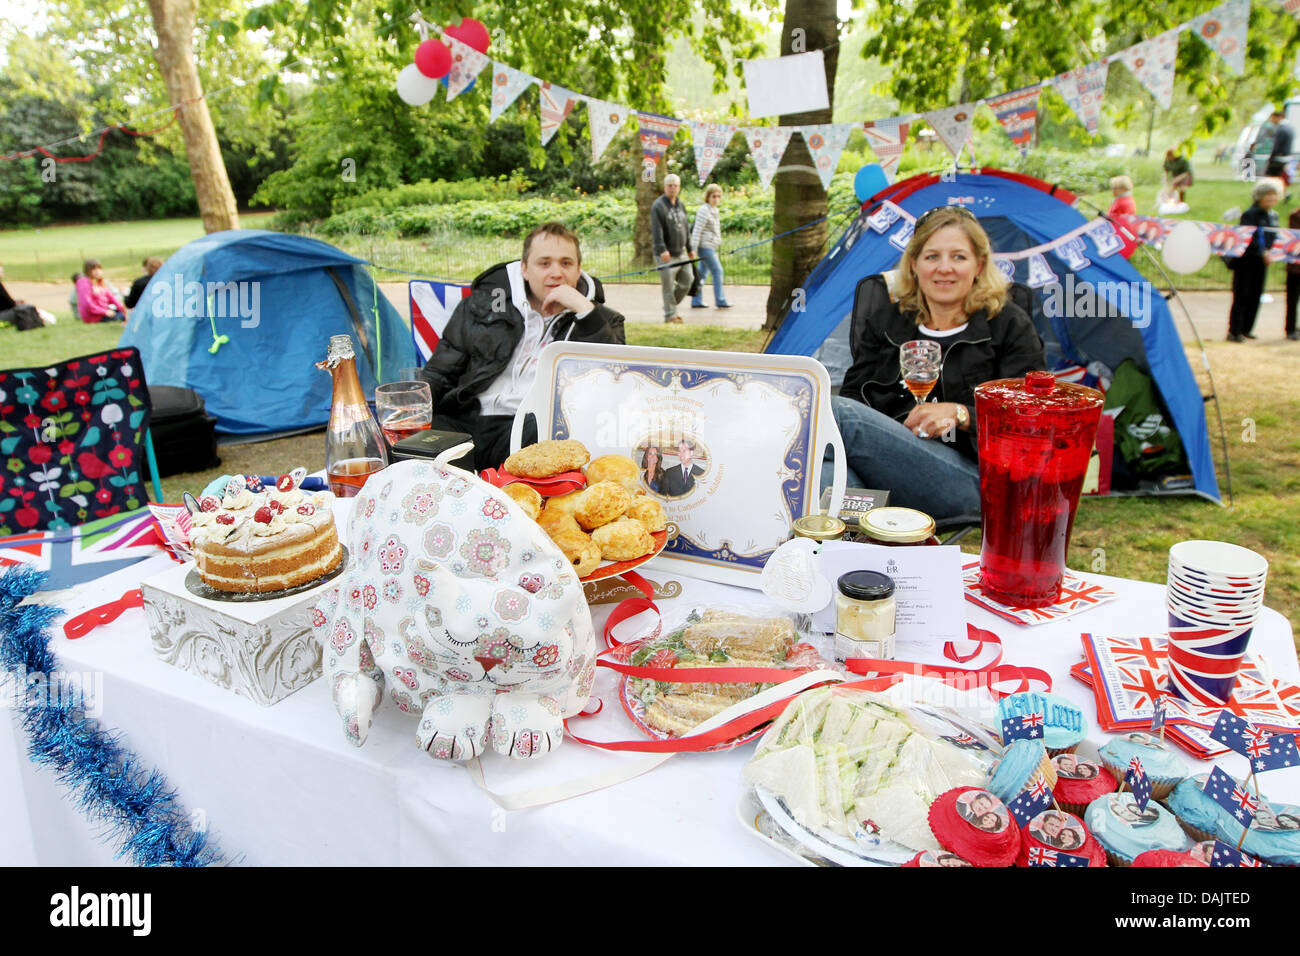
<box><xmin>63</xmin><ymin>589</ymin><xmax>144</xmax><ymax>640</ymax></box>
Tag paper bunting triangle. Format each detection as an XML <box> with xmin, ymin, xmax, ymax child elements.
<box><xmin>636</xmin><ymin>111</ymin><xmax>683</xmax><ymax>180</ymax></box>
<box><xmin>924</xmin><ymin>103</ymin><xmax>978</xmax><ymax>159</ymax></box>
<box><xmin>742</xmin><ymin>126</ymin><xmax>795</xmax><ymax>188</ymax></box>
<box><xmin>584</xmin><ymin>97</ymin><xmax>629</xmax><ymax>163</ymax></box>
<box><xmin>443</xmin><ymin>35</ymin><xmax>490</xmax><ymax>101</ymax></box>
<box><xmin>983</xmin><ymin>85</ymin><xmax>1041</xmax><ymax>154</ymax></box>
<box><xmin>1188</xmin><ymin>0</ymin><xmax>1249</xmax><ymax>74</ymax></box>
<box><xmin>1285</xmin><ymin>0</ymin><xmax>1300</xmax><ymax>22</ymax></box>
<box><xmin>1116</xmin><ymin>29</ymin><xmax>1180</xmax><ymax>110</ymax></box>
<box><xmin>539</xmin><ymin>82</ymin><xmax>578</xmax><ymax>146</ymax></box>
<box><xmin>688</xmin><ymin>121</ymin><xmax>739</xmax><ymax>185</ymax></box>
<box><xmin>490</xmin><ymin>61</ymin><xmax>535</xmax><ymax>122</ymax></box>
<box><xmin>1052</xmin><ymin>61</ymin><xmax>1110</xmax><ymax>135</ymax></box>
<box><xmin>863</xmin><ymin>117</ymin><xmax>910</xmax><ymax>181</ymax></box>
<box><xmin>799</xmin><ymin>123</ymin><xmax>854</xmax><ymax>188</ymax></box>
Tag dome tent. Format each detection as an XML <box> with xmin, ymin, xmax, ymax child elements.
<box><xmin>765</xmin><ymin>169</ymin><xmax>1219</xmax><ymax>502</ymax></box>
<box><xmin>120</xmin><ymin>230</ymin><xmax>415</xmax><ymax>436</ymax></box>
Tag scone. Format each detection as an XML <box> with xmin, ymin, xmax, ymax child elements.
<box><xmin>551</xmin><ymin>526</ymin><xmax>602</xmax><ymax>578</ymax></box>
<box><xmin>503</xmin><ymin>439</ymin><xmax>590</xmax><ymax>478</ymax></box>
<box><xmin>591</xmin><ymin>517</ymin><xmax>654</xmax><ymax>561</ymax></box>
<box><xmin>625</xmin><ymin>496</ymin><xmax>666</xmax><ymax>533</ymax></box>
<box><xmin>585</xmin><ymin>454</ymin><xmax>639</xmax><ymax>486</ymax></box>
<box><xmin>542</xmin><ymin>488</ymin><xmax>587</xmax><ymax>517</ymax></box>
<box><xmin>537</xmin><ymin>507</ymin><xmax>581</xmax><ymax>537</ymax></box>
<box><xmin>503</xmin><ymin>482</ymin><xmax>543</xmax><ymax>520</ymax></box>
<box><xmin>574</xmin><ymin>481</ymin><xmax>631</xmax><ymax>531</ymax></box>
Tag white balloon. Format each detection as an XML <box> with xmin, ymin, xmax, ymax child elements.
<box><xmin>1162</xmin><ymin>221</ymin><xmax>1212</xmax><ymax>274</ymax></box>
<box><xmin>396</xmin><ymin>64</ymin><xmax>439</xmax><ymax>106</ymax></box>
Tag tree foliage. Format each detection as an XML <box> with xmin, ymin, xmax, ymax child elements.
<box><xmin>862</xmin><ymin>0</ymin><xmax>1300</xmax><ymax>146</ymax></box>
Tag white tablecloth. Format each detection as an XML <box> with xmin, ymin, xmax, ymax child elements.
<box><xmin>3</xmin><ymin>551</ymin><xmax>1297</xmax><ymax>866</ymax></box>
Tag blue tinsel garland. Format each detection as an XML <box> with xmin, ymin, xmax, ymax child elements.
<box><xmin>0</xmin><ymin>566</ymin><xmax>225</xmax><ymax>866</ymax></box>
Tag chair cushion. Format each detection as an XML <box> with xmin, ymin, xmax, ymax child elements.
<box><xmin>0</xmin><ymin>347</ymin><xmax>153</xmax><ymax>533</ymax></box>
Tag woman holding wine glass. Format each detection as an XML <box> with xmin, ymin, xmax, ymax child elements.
<box><xmin>827</xmin><ymin>205</ymin><xmax>1045</xmax><ymax>519</ymax></box>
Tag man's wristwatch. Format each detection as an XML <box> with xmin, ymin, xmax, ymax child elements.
<box><xmin>954</xmin><ymin>404</ymin><xmax>970</xmax><ymax>429</ymax></box>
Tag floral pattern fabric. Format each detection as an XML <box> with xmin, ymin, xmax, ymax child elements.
<box><xmin>0</xmin><ymin>348</ymin><xmax>152</xmax><ymax>535</ymax></box>
<box><xmin>313</xmin><ymin>459</ymin><xmax>597</xmax><ymax>761</ymax></box>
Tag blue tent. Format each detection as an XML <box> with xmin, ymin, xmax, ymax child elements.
<box><xmin>766</xmin><ymin>169</ymin><xmax>1219</xmax><ymax>501</ymax></box>
<box><xmin>120</xmin><ymin>230</ymin><xmax>414</xmax><ymax>436</ymax></box>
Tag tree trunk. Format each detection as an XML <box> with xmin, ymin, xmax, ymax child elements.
<box><xmin>147</xmin><ymin>0</ymin><xmax>239</xmax><ymax>233</ymax></box>
<box><xmin>634</xmin><ymin>158</ymin><xmax>660</xmax><ymax>267</ymax></box>
<box><xmin>764</xmin><ymin>0</ymin><xmax>838</xmax><ymax>332</ymax></box>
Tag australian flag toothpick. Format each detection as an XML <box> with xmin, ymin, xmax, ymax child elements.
<box><xmin>1001</xmin><ymin>711</ymin><xmax>1044</xmax><ymax>743</ymax></box>
<box><xmin>1203</xmin><ymin>766</ymin><xmax>1259</xmax><ymax>828</ymax></box>
<box><xmin>1210</xmin><ymin>840</ymin><xmax>1265</xmax><ymax>867</ymax></box>
<box><xmin>1027</xmin><ymin>845</ymin><xmax>1090</xmax><ymax>867</ymax></box>
<box><xmin>1125</xmin><ymin>756</ymin><xmax>1152</xmax><ymax>812</ymax></box>
<box><xmin>1150</xmin><ymin>695</ymin><xmax>1167</xmax><ymax>732</ymax></box>
<box><xmin>1007</xmin><ymin>774</ymin><xmax>1054</xmax><ymax>826</ymax></box>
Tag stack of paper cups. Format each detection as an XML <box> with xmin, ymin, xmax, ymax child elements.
<box><xmin>1165</xmin><ymin>540</ymin><xmax>1268</xmax><ymax>706</ymax></box>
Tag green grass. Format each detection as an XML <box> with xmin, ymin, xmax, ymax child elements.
<box><xmin>0</xmin><ymin>212</ymin><xmax>277</xmax><ymax>283</ymax></box>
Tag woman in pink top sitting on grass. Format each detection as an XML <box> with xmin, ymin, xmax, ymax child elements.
<box><xmin>75</xmin><ymin>259</ymin><xmax>128</xmax><ymax>323</ymax></box>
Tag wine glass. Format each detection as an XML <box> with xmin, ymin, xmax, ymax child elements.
<box><xmin>900</xmin><ymin>340</ymin><xmax>942</xmax><ymax>405</ymax></box>
<box><xmin>375</xmin><ymin>381</ymin><xmax>432</xmax><ymax>446</ymax></box>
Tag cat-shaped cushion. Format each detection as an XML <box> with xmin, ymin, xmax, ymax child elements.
<box><xmin>313</xmin><ymin>459</ymin><xmax>597</xmax><ymax>760</ymax></box>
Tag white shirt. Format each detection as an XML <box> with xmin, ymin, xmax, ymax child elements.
<box><xmin>476</xmin><ymin>261</ymin><xmax>595</xmax><ymax>416</ymax></box>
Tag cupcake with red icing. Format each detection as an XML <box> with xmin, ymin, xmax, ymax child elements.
<box><xmin>1015</xmin><ymin>808</ymin><xmax>1107</xmax><ymax>867</ymax></box>
<box><xmin>902</xmin><ymin>849</ymin><xmax>974</xmax><ymax>867</ymax></box>
<box><xmin>1132</xmin><ymin>841</ymin><xmax>1214</xmax><ymax>867</ymax></box>
<box><xmin>1051</xmin><ymin>753</ymin><xmax>1119</xmax><ymax>817</ymax></box>
<box><xmin>928</xmin><ymin>787</ymin><xmax>1021</xmax><ymax>867</ymax></box>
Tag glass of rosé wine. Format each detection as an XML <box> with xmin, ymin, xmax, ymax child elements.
<box><xmin>375</xmin><ymin>381</ymin><xmax>432</xmax><ymax>446</ymax></box>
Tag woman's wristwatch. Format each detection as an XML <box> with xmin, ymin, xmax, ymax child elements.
<box><xmin>954</xmin><ymin>404</ymin><xmax>970</xmax><ymax>429</ymax></box>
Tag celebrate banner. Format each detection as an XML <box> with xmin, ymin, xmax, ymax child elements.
<box><xmin>1116</xmin><ymin>30</ymin><xmax>1179</xmax><ymax>110</ymax></box>
<box><xmin>985</xmin><ymin>85</ymin><xmax>1041</xmax><ymax>154</ymax></box>
<box><xmin>863</xmin><ymin>117</ymin><xmax>909</xmax><ymax>181</ymax></box>
<box><xmin>637</xmin><ymin>111</ymin><xmax>683</xmax><ymax>180</ymax></box>
<box><xmin>489</xmin><ymin>62</ymin><xmax>535</xmax><ymax>122</ymax></box>
<box><xmin>444</xmin><ymin>35</ymin><xmax>490</xmax><ymax>101</ymax></box>
<box><xmin>1188</xmin><ymin>0</ymin><xmax>1249</xmax><ymax>74</ymax></box>
<box><xmin>688</xmin><ymin>121</ymin><xmax>740</xmax><ymax>185</ymax></box>
<box><xmin>799</xmin><ymin>123</ymin><xmax>854</xmax><ymax>188</ymax></box>
<box><xmin>584</xmin><ymin>97</ymin><xmax>629</xmax><ymax>162</ymax></box>
<box><xmin>742</xmin><ymin>125</ymin><xmax>796</xmax><ymax>189</ymax></box>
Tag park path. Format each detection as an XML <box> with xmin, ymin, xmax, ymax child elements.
<box><xmin>8</xmin><ymin>280</ymin><xmax>1296</xmax><ymax>347</ymax></box>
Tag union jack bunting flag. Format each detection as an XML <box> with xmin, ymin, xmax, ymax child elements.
<box><xmin>0</xmin><ymin>506</ymin><xmax>177</xmax><ymax>590</ymax></box>
<box><xmin>1203</xmin><ymin>766</ymin><xmax>1259</xmax><ymax>828</ymax></box>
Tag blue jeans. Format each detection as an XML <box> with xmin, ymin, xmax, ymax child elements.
<box><xmin>690</xmin><ymin>247</ymin><xmax>728</xmax><ymax>306</ymax></box>
<box><xmin>823</xmin><ymin>396</ymin><xmax>981</xmax><ymax>521</ymax></box>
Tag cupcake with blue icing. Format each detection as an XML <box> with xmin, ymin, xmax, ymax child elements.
<box><xmin>1218</xmin><ymin>798</ymin><xmax>1300</xmax><ymax>866</ymax></box>
<box><xmin>1098</xmin><ymin>732</ymin><xmax>1187</xmax><ymax>801</ymax></box>
<box><xmin>1165</xmin><ymin>773</ymin><xmax>1227</xmax><ymax>843</ymax></box>
<box><xmin>987</xmin><ymin>738</ymin><xmax>1056</xmax><ymax>805</ymax></box>
<box><xmin>998</xmin><ymin>691</ymin><xmax>1088</xmax><ymax>756</ymax></box>
<box><xmin>1085</xmin><ymin>792</ymin><xmax>1192</xmax><ymax>867</ymax></box>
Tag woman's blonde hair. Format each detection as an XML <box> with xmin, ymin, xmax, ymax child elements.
<box><xmin>703</xmin><ymin>183</ymin><xmax>722</xmax><ymax>200</ymax></box>
<box><xmin>893</xmin><ymin>206</ymin><xmax>1008</xmax><ymax>323</ymax></box>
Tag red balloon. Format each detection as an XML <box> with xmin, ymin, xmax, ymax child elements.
<box><xmin>445</xmin><ymin>17</ymin><xmax>491</xmax><ymax>53</ymax></box>
<box><xmin>415</xmin><ymin>39</ymin><xmax>452</xmax><ymax>79</ymax></box>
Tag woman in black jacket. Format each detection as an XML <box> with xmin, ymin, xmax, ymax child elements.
<box><xmin>1227</xmin><ymin>178</ymin><xmax>1282</xmax><ymax>342</ymax></box>
<box><xmin>829</xmin><ymin>206</ymin><xmax>1045</xmax><ymax>519</ymax></box>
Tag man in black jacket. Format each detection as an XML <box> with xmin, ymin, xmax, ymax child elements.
<box><xmin>650</xmin><ymin>174</ymin><xmax>694</xmax><ymax>324</ymax></box>
<box><xmin>420</xmin><ymin>221</ymin><xmax>626</xmax><ymax>471</ymax></box>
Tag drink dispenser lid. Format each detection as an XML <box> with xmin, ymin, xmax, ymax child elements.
<box><xmin>974</xmin><ymin>371</ymin><xmax>1105</xmax><ymax>413</ymax></box>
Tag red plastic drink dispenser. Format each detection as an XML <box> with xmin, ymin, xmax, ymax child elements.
<box><xmin>975</xmin><ymin>371</ymin><xmax>1104</xmax><ymax>608</ymax></box>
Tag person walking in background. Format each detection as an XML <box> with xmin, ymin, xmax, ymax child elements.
<box><xmin>74</xmin><ymin>259</ymin><xmax>128</xmax><ymax>323</ymax></box>
<box><xmin>1227</xmin><ymin>179</ymin><xmax>1282</xmax><ymax>343</ymax></box>
<box><xmin>1286</xmin><ymin>204</ymin><xmax>1300</xmax><ymax>341</ymax></box>
<box><xmin>1162</xmin><ymin>149</ymin><xmax>1193</xmax><ymax>204</ymax></box>
<box><xmin>124</xmin><ymin>256</ymin><xmax>164</xmax><ymax>310</ymax></box>
<box><xmin>689</xmin><ymin>183</ymin><xmax>731</xmax><ymax>310</ymax></box>
<box><xmin>650</xmin><ymin>174</ymin><xmax>694</xmax><ymax>324</ymax></box>
<box><xmin>1265</xmin><ymin>109</ymin><xmax>1295</xmax><ymax>191</ymax></box>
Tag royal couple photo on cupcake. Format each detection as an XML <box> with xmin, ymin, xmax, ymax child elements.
<box><xmin>636</xmin><ymin>434</ymin><xmax>710</xmax><ymax>499</ymax></box>
<box><xmin>955</xmin><ymin>790</ymin><xmax>1010</xmax><ymax>834</ymax></box>
<box><xmin>1028</xmin><ymin>810</ymin><xmax>1086</xmax><ymax>851</ymax></box>
<box><xmin>1106</xmin><ymin>793</ymin><xmax>1161</xmax><ymax>827</ymax></box>
<box><xmin>1054</xmin><ymin>753</ymin><xmax>1100</xmax><ymax>780</ymax></box>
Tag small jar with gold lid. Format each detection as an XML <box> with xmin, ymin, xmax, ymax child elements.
<box><xmin>791</xmin><ymin>513</ymin><xmax>846</xmax><ymax>543</ymax></box>
<box><xmin>859</xmin><ymin>506</ymin><xmax>940</xmax><ymax>546</ymax></box>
